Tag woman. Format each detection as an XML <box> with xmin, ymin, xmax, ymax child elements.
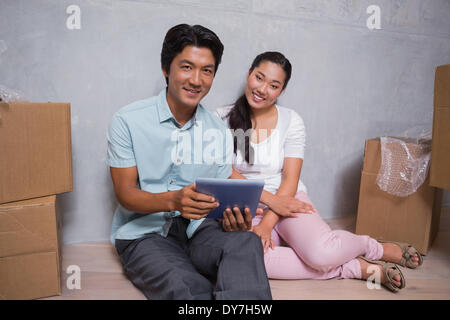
<box><xmin>216</xmin><ymin>51</ymin><xmax>422</xmax><ymax>292</ymax></box>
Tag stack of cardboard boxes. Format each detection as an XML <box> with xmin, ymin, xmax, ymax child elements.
<box><xmin>356</xmin><ymin>65</ymin><xmax>450</xmax><ymax>255</ymax></box>
<box><xmin>0</xmin><ymin>102</ymin><xmax>73</xmax><ymax>299</ymax></box>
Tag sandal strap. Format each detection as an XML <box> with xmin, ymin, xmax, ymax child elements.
<box><xmin>386</xmin><ymin>265</ymin><xmax>406</xmax><ymax>289</ymax></box>
<box><xmin>401</xmin><ymin>245</ymin><xmax>414</xmax><ymax>267</ymax></box>
<box><xmin>358</xmin><ymin>256</ymin><xmax>406</xmax><ymax>292</ymax></box>
<box><xmin>383</xmin><ymin>263</ymin><xmax>406</xmax><ymax>292</ymax></box>
<box><xmin>378</xmin><ymin>240</ymin><xmax>423</xmax><ymax>269</ymax></box>
<box><xmin>401</xmin><ymin>244</ymin><xmax>423</xmax><ymax>268</ymax></box>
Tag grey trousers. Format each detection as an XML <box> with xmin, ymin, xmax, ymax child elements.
<box><xmin>115</xmin><ymin>216</ymin><xmax>272</xmax><ymax>300</ymax></box>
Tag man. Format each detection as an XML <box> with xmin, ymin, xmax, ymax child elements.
<box><xmin>107</xmin><ymin>24</ymin><xmax>272</xmax><ymax>300</ymax></box>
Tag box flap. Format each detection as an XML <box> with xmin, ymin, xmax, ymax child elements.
<box><xmin>0</xmin><ymin>195</ymin><xmax>55</xmax><ymax>210</ymax></box>
<box><xmin>433</xmin><ymin>64</ymin><xmax>450</xmax><ymax>107</ymax></box>
<box><xmin>0</xmin><ymin>195</ymin><xmax>59</xmax><ymax>257</ymax></box>
<box><xmin>362</xmin><ymin>138</ymin><xmax>381</xmax><ymax>174</ymax></box>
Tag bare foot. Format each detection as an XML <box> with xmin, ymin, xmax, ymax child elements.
<box><xmin>381</xmin><ymin>242</ymin><xmax>420</xmax><ymax>267</ymax></box>
<box><xmin>358</xmin><ymin>257</ymin><xmax>403</xmax><ymax>290</ymax></box>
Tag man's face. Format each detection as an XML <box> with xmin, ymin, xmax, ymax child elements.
<box><xmin>163</xmin><ymin>45</ymin><xmax>216</xmax><ymax>111</ymax></box>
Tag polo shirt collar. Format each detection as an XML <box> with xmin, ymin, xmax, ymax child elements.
<box><xmin>156</xmin><ymin>88</ymin><xmax>173</xmax><ymax>123</ymax></box>
<box><xmin>156</xmin><ymin>88</ymin><xmax>202</xmax><ymax>129</ymax></box>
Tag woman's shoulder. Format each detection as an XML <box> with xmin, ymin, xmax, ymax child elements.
<box><xmin>276</xmin><ymin>105</ymin><xmax>304</xmax><ymax>125</ymax></box>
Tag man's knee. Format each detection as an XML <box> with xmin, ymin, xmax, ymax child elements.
<box><xmin>224</xmin><ymin>231</ymin><xmax>263</xmax><ymax>255</ymax></box>
<box><xmin>164</xmin><ymin>269</ymin><xmax>213</xmax><ymax>299</ymax></box>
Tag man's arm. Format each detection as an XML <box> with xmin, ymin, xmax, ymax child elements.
<box><xmin>110</xmin><ymin>166</ymin><xmax>219</xmax><ymax>219</ymax></box>
<box><xmin>110</xmin><ymin>166</ymin><xmax>175</xmax><ymax>213</ymax></box>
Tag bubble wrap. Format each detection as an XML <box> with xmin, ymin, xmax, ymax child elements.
<box><xmin>376</xmin><ymin>136</ymin><xmax>432</xmax><ymax>197</ymax></box>
<box><xmin>0</xmin><ymin>85</ymin><xmax>26</xmax><ymax>102</ymax></box>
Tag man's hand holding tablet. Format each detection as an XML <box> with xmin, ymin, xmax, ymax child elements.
<box><xmin>170</xmin><ymin>184</ymin><xmax>219</xmax><ymax>220</ymax></box>
<box><xmin>222</xmin><ymin>206</ymin><xmax>264</xmax><ymax>231</ymax></box>
<box><xmin>195</xmin><ymin>178</ymin><xmax>265</xmax><ymax>231</ymax></box>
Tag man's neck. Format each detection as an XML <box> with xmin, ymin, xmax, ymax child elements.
<box><xmin>165</xmin><ymin>91</ymin><xmax>197</xmax><ymax>127</ymax></box>
<box><xmin>169</xmin><ymin>103</ymin><xmax>196</xmax><ymax>127</ymax></box>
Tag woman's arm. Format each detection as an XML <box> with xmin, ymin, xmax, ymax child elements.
<box><xmin>253</xmin><ymin>158</ymin><xmax>312</xmax><ymax>251</ymax></box>
<box><xmin>229</xmin><ymin>166</ymin><xmax>312</xmax><ymax>216</ymax></box>
<box><xmin>277</xmin><ymin>158</ymin><xmax>303</xmax><ymax>196</ymax></box>
<box><xmin>230</xmin><ymin>168</ymin><xmax>275</xmax><ymax>205</ymax></box>
<box><xmin>258</xmin><ymin>157</ymin><xmax>306</xmax><ymax>229</ymax></box>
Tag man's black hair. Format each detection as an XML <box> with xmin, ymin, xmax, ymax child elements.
<box><xmin>161</xmin><ymin>24</ymin><xmax>224</xmax><ymax>84</ymax></box>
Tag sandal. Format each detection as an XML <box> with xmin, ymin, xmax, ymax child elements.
<box><xmin>377</xmin><ymin>240</ymin><xmax>423</xmax><ymax>269</ymax></box>
<box><xmin>358</xmin><ymin>256</ymin><xmax>406</xmax><ymax>293</ymax></box>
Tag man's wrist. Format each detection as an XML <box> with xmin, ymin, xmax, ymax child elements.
<box><xmin>166</xmin><ymin>190</ymin><xmax>178</xmax><ymax>212</ymax></box>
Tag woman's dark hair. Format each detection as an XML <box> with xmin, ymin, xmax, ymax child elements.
<box><xmin>227</xmin><ymin>51</ymin><xmax>292</xmax><ymax>164</ymax></box>
<box><xmin>161</xmin><ymin>24</ymin><xmax>224</xmax><ymax>85</ymax></box>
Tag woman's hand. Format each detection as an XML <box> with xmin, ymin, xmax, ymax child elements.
<box><xmin>251</xmin><ymin>223</ymin><xmax>274</xmax><ymax>252</ymax></box>
<box><xmin>267</xmin><ymin>194</ymin><xmax>316</xmax><ymax>217</ymax></box>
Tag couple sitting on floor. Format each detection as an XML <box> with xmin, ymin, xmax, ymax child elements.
<box><xmin>107</xmin><ymin>24</ymin><xmax>422</xmax><ymax>300</ymax></box>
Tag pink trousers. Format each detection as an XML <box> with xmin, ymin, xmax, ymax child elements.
<box><xmin>252</xmin><ymin>191</ymin><xmax>384</xmax><ymax>280</ymax></box>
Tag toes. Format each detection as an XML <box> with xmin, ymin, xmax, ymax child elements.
<box><xmin>392</xmin><ymin>274</ymin><xmax>402</xmax><ymax>287</ymax></box>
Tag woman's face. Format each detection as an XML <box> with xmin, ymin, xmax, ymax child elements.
<box><xmin>245</xmin><ymin>60</ymin><xmax>286</xmax><ymax>111</ymax></box>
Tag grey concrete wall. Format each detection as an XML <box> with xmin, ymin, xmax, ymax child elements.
<box><xmin>1</xmin><ymin>0</ymin><xmax>449</xmax><ymax>245</ymax></box>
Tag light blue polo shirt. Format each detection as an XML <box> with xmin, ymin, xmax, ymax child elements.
<box><xmin>107</xmin><ymin>89</ymin><xmax>232</xmax><ymax>245</ymax></box>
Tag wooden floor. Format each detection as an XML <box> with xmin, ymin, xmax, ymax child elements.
<box><xmin>43</xmin><ymin>207</ymin><xmax>450</xmax><ymax>300</ymax></box>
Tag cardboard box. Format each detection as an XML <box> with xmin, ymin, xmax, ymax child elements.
<box><xmin>0</xmin><ymin>102</ymin><xmax>73</xmax><ymax>204</ymax></box>
<box><xmin>430</xmin><ymin>64</ymin><xmax>450</xmax><ymax>190</ymax></box>
<box><xmin>355</xmin><ymin>138</ymin><xmax>442</xmax><ymax>255</ymax></box>
<box><xmin>0</xmin><ymin>195</ymin><xmax>62</xmax><ymax>299</ymax></box>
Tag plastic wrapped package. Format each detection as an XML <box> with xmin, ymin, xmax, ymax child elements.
<box><xmin>0</xmin><ymin>85</ymin><xmax>27</xmax><ymax>102</ymax></box>
<box><xmin>376</xmin><ymin>131</ymin><xmax>432</xmax><ymax>197</ymax></box>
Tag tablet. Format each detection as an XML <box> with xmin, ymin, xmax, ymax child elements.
<box><xmin>195</xmin><ymin>178</ymin><xmax>265</xmax><ymax>219</ymax></box>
